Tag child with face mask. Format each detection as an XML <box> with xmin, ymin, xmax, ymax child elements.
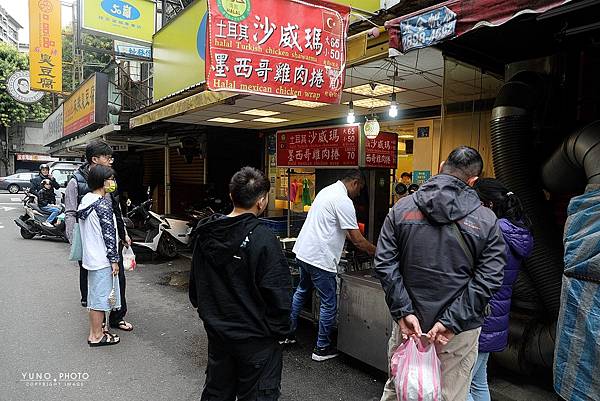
<box><xmin>77</xmin><ymin>165</ymin><xmax>122</xmax><ymax>347</ymax></box>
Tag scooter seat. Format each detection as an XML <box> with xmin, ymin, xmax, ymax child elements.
<box><xmin>30</xmin><ymin>203</ymin><xmax>64</xmax><ymax>215</ymax></box>
<box><xmin>30</xmin><ymin>204</ymin><xmax>51</xmax><ymax>215</ymax></box>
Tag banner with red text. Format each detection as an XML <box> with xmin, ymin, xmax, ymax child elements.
<box><xmin>277</xmin><ymin>124</ymin><xmax>359</xmax><ymax>167</ymax></box>
<box><xmin>364</xmin><ymin>132</ymin><xmax>398</xmax><ymax>169</ymax></box>
<box><xmin>206</xmin><ymin>0</ymin><xmax>350</xmax><ymax>104</ymax></box>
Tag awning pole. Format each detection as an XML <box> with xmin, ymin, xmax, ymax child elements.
<box><xmin>164</xmin><ymin>134</ymin><xmax>171</xmax><ymax>215</ymax></box>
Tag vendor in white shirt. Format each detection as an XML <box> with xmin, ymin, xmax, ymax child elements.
<box><xmin>287</xmin><ymin>169</ymin><xmax>376</xmax><ymax>361</ymax></box>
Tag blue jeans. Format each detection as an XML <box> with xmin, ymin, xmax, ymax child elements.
<box><xmin>290</xmin><ymin>259</ymin><xmax>337</xmax><ymax>348</ymax></box>
<box><xmin>467</xmin><ymin>352</ymin><xmax>490</xmax><ymax>401</ymax></box>
<box><xmin>41</xmin><ymin>205</ymin><xmax>61</xmax><ymax>223</ymax></box>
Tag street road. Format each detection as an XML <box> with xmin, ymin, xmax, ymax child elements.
<box><xmin>0</xmin><ymin>192</ymin><xmax>384</xmax><ymax>401</ymax></box>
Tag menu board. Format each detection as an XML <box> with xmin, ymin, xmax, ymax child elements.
<box><xmin>277</xmin><ymin>124</ymin><xmax>360</xmax><ymax>167</ymax></box>
<box><xmin>364</xmin><ymin>131</ymin><xmax>398</xmax><ymax>169</ymax></box>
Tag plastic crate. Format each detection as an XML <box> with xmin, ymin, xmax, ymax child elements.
<box><xmin>259</xmin><ymin>216</ymin><xmax>288</xmax><ymax>236</ymax></box>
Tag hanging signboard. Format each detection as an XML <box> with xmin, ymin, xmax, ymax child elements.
<box><xmin>29</xmin><ymin>0</ymin><xmax>62</xmax><ymax>92</ymax></box>
<box><xmin>16</xmin><ymin>154</ymin><xmax>59</xmax><ymax>162</ymax></box>
<box><xmin>206</xmin><ymin>0</ymin><xmax>351</xmax><ymax>104</ymax></box>
<box><xmin>277</xmin><ymin>124</ymin><xmax>360</xmax><ymax>167</ymax></box>
<box><xmin>364</xmin><ymin>132</ymin><xmax>398</xmax><ymax>169</ymax></box>
<box><xmin>80</xmin><ymin>0</ymin><xmax>156</xmax><ymax>44</ymax></box>
<box><xmin>114</xmin><ymin>40</ymin><xmax>151</xmax><ymax>59</ymax></box>
<box><xmin>6</xmin><ymin>71</ymin><xmax>45</xmax><ymax>104</ymax></box>
<box><xmin>43</xmin><ymin>104</ymin><xmax>64</xmax><ymax>145</ymax></box>
<box><xmin>153</xmin><ymin>0</ymin><xmax>207</xmax><ymax>100</ymax></box>
<box><xmin>386</xmin><ymin>0</ymin><xmax>570</xmax><ymax>54</ymax></box>
<box><xmin>63</xmin><ymin>73</ymin><xmax>109</xmax><ymax>137</ymax></box>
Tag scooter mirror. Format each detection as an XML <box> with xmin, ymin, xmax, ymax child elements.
<box><xmin>126</xmin><ymin>199</ymin><xmax>132</xmax><ymax>207</ymax></box>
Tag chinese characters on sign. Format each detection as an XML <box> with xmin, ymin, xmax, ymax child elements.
<box><xmin>115</xmin><ymin>41</ymin><xmax>152</xmax><ymax>59</ymax></box>
<box><xmin>277</xmin><ymin>124</ymin><xmax>360</xmax><ymax>167</ymax></box>
<box><xmin>364</xmin><ymin>132</ymin><xmax>398</xmax><ymax>169</ymax></box>
<box><xmin>207</xmin><ymin>0</ymin><xmax>350</xmax><ymax>104</ymax></box>
<box><xmin>413</xmin><ymin>170</ymin><xmax>431</xmax><ymax>185</ymax></box>
<box><xmin>81</xmin><ymin>0</ymin><xmax>156</xmax><ymax>44</ymax></box>
<box><xmin>29</xmin><ymin>0</ymin><xmax>62</xmax><ymax>92</ymax></box>
<box><xmin>63</xmin><ymin>73</ymin><xmax>109</xmax><ymax>136</ymax></box>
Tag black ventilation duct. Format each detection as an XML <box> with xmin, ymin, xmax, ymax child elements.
<box><xmin>489</xmin><ymin>72</ymin><xmax>564</xmax><ymax>318</ymax></box>
<box><xmin>542</xmin><ymin>121</ymin><xmax>600</xmax><ymax>192</ymax></box>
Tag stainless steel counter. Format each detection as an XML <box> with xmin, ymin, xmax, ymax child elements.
<box><xmin>337</xmin><ymin>270</ymin><xmax>394</xmax><ymax>372</ymax></box>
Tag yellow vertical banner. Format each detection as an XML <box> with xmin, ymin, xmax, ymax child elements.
<box><xmin>29</xmin><ymin>0</ymin><xmax>62</xmax><ymax>92</ymax></box>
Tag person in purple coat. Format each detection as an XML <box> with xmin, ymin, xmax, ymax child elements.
<box><xmin>468</xmin><ymin>178</ymin><xmax>534</xmax><ymax>401</ymax></box>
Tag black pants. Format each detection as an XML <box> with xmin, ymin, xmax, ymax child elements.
<box><xmin>201</xmin><ymin>334</ymin><xmax>282</xmax><ymax>401</ymax></box>
<box><xmin>79</xmin><ymin>256</ymin><xmax>127</xmax><ymax>325</ymax></box>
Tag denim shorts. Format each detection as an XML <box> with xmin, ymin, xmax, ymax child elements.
<box><xmin>87</xmin><ymin>267</ymin><xmax>121</xmax><ymax>312</ymax></box>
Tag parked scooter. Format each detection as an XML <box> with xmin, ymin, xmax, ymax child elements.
<box><xmin>13</xmin><ymin>190</ymin><xmax>68</xmax><ymax>242</ymax></box>
<box><xmin>123</xmin><ymin>198</ymin><xmax>197</xmax><ymax>259</ymax></box>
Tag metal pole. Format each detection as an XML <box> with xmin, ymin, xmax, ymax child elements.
<box><xmin>287</xmin><ymin>168</ymin><xmax>291</xmax><ymax>238</ymax></box>
<box><xmin>72</xmin><ymin>1</ymin><xmax>77</xmax><ymax>90</ymax></box>
<box><xmin>164</xmin><ymin>135</ymin><xmax>171</xmax><ymax>215</ymax></box>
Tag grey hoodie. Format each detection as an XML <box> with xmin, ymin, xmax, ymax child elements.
<box><xmin>374</xmin><ymin>174</ymin><xmax>506</xmax><ymax>333</ymax></box>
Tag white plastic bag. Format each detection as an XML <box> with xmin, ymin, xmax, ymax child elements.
<box><xmin>122</xmin><ymin>246</ymin><xmax>136</xmax><ymax>271</ymax></box>
<box><xmin>391</xmin><ymin>337</ymin><xmax>441</xmax><ymax>401</ymax></box>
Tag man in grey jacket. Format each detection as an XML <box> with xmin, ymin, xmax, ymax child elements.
<box><xmin>375</xmin><ymin>146</ymin><xmax>506</xmax><ymax>401</ymax></box>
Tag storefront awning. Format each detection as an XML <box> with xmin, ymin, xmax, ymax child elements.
<box><xmin>385</xmin><ymin>0</ymin><xmax>571</xmax><ymax>55</ymax></box>
<box><xmin>48</xmin><ymin>124</ymin><xmax>122</xmax><ymax>156</ymax></box>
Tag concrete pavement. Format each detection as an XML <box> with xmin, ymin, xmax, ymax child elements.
<box><xmin>0</xmin><ymin>192</ymin><xmax>384</xmax><ymax>401</ymax></box>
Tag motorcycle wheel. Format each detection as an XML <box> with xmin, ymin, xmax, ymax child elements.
<box><xmin>158</xmin><ymin>234</ymin><xmax>178</xmax><ymax>259</ymax></box>
<box><xmin>20</xmin><ymin>226</ymin><xmax>35</xmax><ymax>239</ymax></box>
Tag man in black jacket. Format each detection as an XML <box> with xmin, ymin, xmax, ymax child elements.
<box><xmin>30</xmin><ymin>164</ymin><xmax>60</xmax><ymax>195</ymax></box>
<box><xmin>375</xmin><ymin>146</ymin><xmax>506</xmax><ymax>401</ymax></box>
<box><xmin>189</xmin><ymin>166</ymin><xmax>291</xmax><ymax>401</ymax></box>
<box><xmin>65</xmin><ymin>141</ymin><xmax>133</xmax><ymax>332</ymax></box>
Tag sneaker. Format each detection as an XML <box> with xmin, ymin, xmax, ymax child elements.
<box><xmin>311</xmin><ymin>346</ymin><xmax>339</xmax><ymax>362</ymax></box>
<box><xmin>42</xmin><ymin>222</ymin><xmax>53</xmax><ymax>228</ymax></box>
<box><xmin>278</xmin><ymin>334</ymin><xmax>297</xmax><ymax>345</ymax></box>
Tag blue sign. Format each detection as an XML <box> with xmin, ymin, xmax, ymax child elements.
<box><xmin>197</xmin><ymin>12</ymin><xmax>208</xmax><ymax>60</ymax></box>
<box><xmin>115</xmin><ymin>43</ymin><xmax>151</xmax><ymax>58</ymax></box>
<box><xmin>101</xmin><ymin>0</ymin><xmax>141</xmax><ymax>21</ymax></box>
<box><xmin>400</xmin><ymin>6</ymin><xmax>457</xmax><ymax>52</ymax></box>
<box><xmin>413</xmin><ymin>170</ymin><xmax>431</xmax><ymax>185</ymax></box>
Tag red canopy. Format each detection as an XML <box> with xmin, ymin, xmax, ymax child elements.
<box><xmin>385</xmin><ymin>0</ymin><xmax>571</xmax><ymax>54</ymax></box>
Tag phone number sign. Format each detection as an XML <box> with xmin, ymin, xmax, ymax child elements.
<box><xmin>206</xmin><ymin>0</ymin><xmax>351</xmax><ymax>104</ymax></box>
<box><xmin>277</xmin><ymin>124</ymin><xmax>360</xmax><ymax>167</ymax></box>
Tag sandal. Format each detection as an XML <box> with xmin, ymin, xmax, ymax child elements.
<box><xmin>112</xmin><ymin>320</ymin><xmax>133</xmax><ymax>331</ymax></box>
<box><xmin>88</xmin><ymin>333</ymin><xmax>120</xmax><ymax>347</ymax></box>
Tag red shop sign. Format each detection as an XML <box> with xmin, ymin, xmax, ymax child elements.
<box><xmin>277</xmin><ymin>124</ymin><xmax>359</xmax><ymax>167</ymax></box>
<box><xmin>364</xmin><ymin>132</ymin><xmax>398</xmax><ymax>169</ymax></box>
<box><xmin>206</xmin><ymin>0</ymin><xmax>350</xmax><ymax>104</ymax></box>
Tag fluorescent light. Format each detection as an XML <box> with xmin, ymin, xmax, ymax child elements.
<box><xmin>344</xmin><ymin>83</ymin><xmax>404</xmax><ymax>97</ymax></box>
<box><xmin>240</xmin><ymin>109</ymin><xmax>280</xmax><ymax>116</ymax></box>
<box><xmin>252</xmin><ymin>117</ymin><xmax>290</xmax><ymax>123</ymax></box>
<box><xmin>282</xmin><ymin>100</ymin><xmax>328</xmax><ymax>108</ymax></box>
<box><xmin>398</xmin><ymin>134</ymin><xmax>414</xmax><ymax>139</ymax></box>
<box><xmin>207</xmin><ymin>117</ymin><xmax>242</xmax><ymax>124</ymax></box>
<box><xmin>346</xmin><ymin>98</ymin><xmax>391</xmax><ymax>108</ymax></box>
